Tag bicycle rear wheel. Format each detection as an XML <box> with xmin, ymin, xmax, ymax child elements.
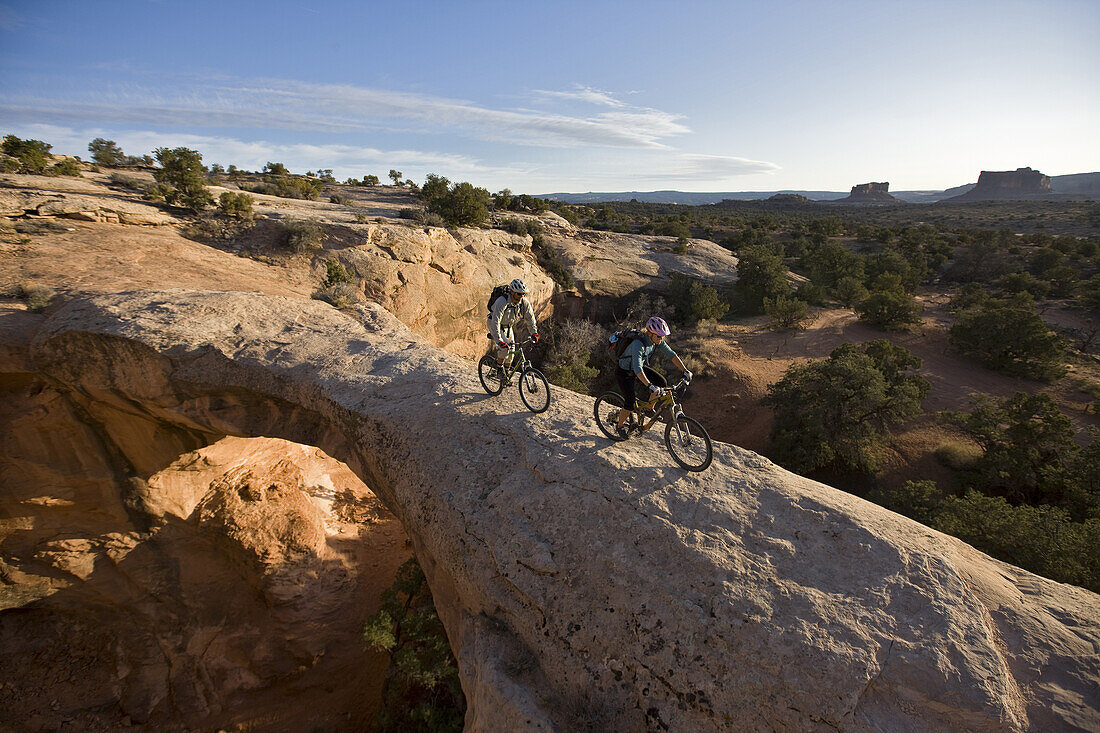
<box><xmin>594</xmin><ymin>392</ymin><xmax>629</xmax><ymax>441</ymax></box>
<box><xmin>664</xmin><ymin>415</ymin><xmax>713</xmax><ymax>472</ymax></box>
<box><xmin>519</xmin><ymin>367</ymin><xmax>551</xmax><ymax>413</ymax></box>
<box><xmin>478</xmin><ymin>355</ymin><xmax>505</xmax><ymax>395</ymax></box>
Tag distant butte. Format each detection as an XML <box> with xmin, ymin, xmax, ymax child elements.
<box><xmin>835</xmin><ymin>181</ymin><xmax>900</xmax><ymax>204</ymax></box>
<box><xmin>946</xmin><ymin>167</ymin><xmax>1052</xmax><ymax>202</ymax></box>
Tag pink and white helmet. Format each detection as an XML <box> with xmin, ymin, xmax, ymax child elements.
<box><xmin>645</xmin><ymin>316</ymin><xmax>670</xmax><ymax>337</ymax></box>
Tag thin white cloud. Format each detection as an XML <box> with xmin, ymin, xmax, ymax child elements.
<box><xmin>0</xmin><ymin>76</ymin><xmax>690</xmax><ymax>149</ymax></box>
<box><xmin>531</xmin><ymin>86</ymin><xmax>628</xmax><ymax>108</ymax></box>
<box><xmin>661</xmin><ymin>153</ymin><xmax>782</xmax><ymax>180</ymax></box>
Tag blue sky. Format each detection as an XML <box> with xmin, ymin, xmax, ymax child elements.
<box><xmin>1</xmin><ymin>0</ymin><xmax>1097</xmax><ymax>193</ymax></box>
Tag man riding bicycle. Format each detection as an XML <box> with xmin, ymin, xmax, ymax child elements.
<box><xmin>615</xmin><ymin>316</ymin><xmax>691</xmax><ymax>439</ymax></box>
<box><xmin>489</xmin><ymin>278</ymin><xmax>539</xmax><ymax>366</ymax></box>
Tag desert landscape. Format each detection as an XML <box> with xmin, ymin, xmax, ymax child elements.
<box><xmin>1</xmin><ymin>1</ymin><xmax>1098</xmax><ymax>730</ymax></box>
<box><xmin>0</xmin><ymin>141</ymin><xmax>1098</xmax><ymax>731</ymax></box>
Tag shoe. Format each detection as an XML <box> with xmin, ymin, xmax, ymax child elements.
<box><xmin>615</xmin><ymin>424</ymin><xmax>629</xmax><ymax>440</ymax></box>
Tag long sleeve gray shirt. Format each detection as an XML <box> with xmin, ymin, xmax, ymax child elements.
<box><xmin>488</xmin><ymin>295</ymin><xmax>536</xmax><ymax>342</ymax></box>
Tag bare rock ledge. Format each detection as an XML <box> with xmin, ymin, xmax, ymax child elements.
<box><xmin>12</xmin><ymin>290</ymin><xmax>1100</xmax><ymax>732</ymax></box>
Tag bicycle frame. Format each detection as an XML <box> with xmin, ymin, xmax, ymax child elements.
<box><xmin>630</xmin><ymin>380</ymin><xmax>688</xmax><ymax>435</ymax></box>
<box><xmin>496</xmin><ymin>337</ymin><xmax>535</xmax><ymax>380</ymax></box>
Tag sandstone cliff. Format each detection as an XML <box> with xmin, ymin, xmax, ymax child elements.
<box><xmin>537</xmin><ymin>214</ymin><xmax>740</xmax><ymax>319</ymax></box>
<box><xmin>4</xmin><ymin>290</ymin><xmax>1096</xmax><ymax>731</ymax></box>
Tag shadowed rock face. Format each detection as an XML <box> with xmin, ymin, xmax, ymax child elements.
<box><xmin>5</xmin><ymin>290</ymin><xmax>1100</xmax><ymax>732</ymax></box>
<box><xmin>947</xmin><ymin>168</ymin><xmax>1054</xmax><ymax>202</ymax></box>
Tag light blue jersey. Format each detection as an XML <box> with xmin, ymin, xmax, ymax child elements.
<box><xmin>618</xmin><ymin>333</ymin><xmax>677</xmax><ymax>374</ymax></box>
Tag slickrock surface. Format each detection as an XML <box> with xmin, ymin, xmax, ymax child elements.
<box><xmin>0</xmin><ymin>180</ymin><xmax>554</xmax><ymax>359</ymax></box>
<box><xmin>5</xmin><ymin>289</ymin><xmax>1097</xmax><ymax>731</ymax></box>
<box><xmin>537</xmin><ymin>214</ymin><xmax>740</xmax><ymax>305</ymax></box>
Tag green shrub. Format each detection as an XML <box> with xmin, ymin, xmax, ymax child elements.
<box><xmin>856</xmin><ymin>289</ymin><xmax>922</xmax><ymax>330</ymax></box>
<box><xmin>866</xmin><ymin>480</ymin><xmax>943</xmax><ymax>526</ymax></box>
<box><xmin>88</xmin><ymin>138</ymin><xmax>126</xmax><ymax>167</ymax></box>
<box><xmin>653</xmin><ymin>220</ymin><xmax>692</xmax><ymax>239</ymax></box>
<box><xmin>2</xmin><ymin>135</ymin><xmax>52</xmax><ymax>174</ymax></box>
<box><xmin>949</xmin><ymin>294</ymin><xmax>1066</xmax><ymax>380</ymax></box>
<box><xmin>283</xmin><ymin>219</ymin><xmax>325</xmax><ymax>253</ymax></box>
<box><xmin>834</xmin><ymin>276</ymin><xmax>868</xmax><ymax>308</ymax></box>
<box><xmin>362</xmin><ymin>558</ymin><xmax>465</xmax><ymax>732</ymax></box>
<box><xmin>668</xmin><ymin>272</ymin><xmax>729</xmax><ymax>325</ymax></box>
<box><xmin>329</xmin><ymin>193</ymin><xmax>350</xmax><ymax>205</ymax></box>
<box><xmin>763</xmin><ymin>340</ymin><xmax>929</xmax><ymax>474</ymax></box>
<box><xmin>50</xmin><ymin>158</ymin><xmax>82</xmax><ymax>177</ymax></box>
<box><xmin>933</xmin><ymin>491</ymin><xmax>1099</xmax><ymax>591</ymax></box>
<box><xmin>217</xmin><ymin>191</ymin><xmax>254</xmax><ymax>220</ymax></box>
<box><xmin>153</xmin><ymin>146</ymin><xmax>214</xmax><ymax>210</ymax></box>
<box><xmin>949</xmin><ymin>282</ymin><xmax>992</xmax><ymax>312</ymax></box>
<box><xmin>764</xmin><ymin>295</ymin><xmax>810</xmax><ymax>330</ymax></box>
<box><xmin>996</xmin><ymin>271</ymin><xmax>1051</xmax><ymax>299</ymax></box>
<box><xmin>321</xmin><ymin>259</ymin><xmax>354</xmax><ymax>287</ymax></box>
<box><xmin>1081</xmin><ymin>274</ymin><xmax>1100</xmax><ymax>312</ymax></box>
<box><xmin>735</xmin><ymin>245</ymin><xmax>790</xmax><ymax>314</ymax></box>
<box><xmin>803</xmin><ymin>239</ymin><xmax>864</xmax><ymax>289</ymax></box>
<box><xmin>248</xmin><ymin>175</ymin><xmax>323</xmax><ymax>200</ymax></box>
<box><xmin>795</xmin><ymin>281</ymin><xmax>828</xmax><ymax>306</ymax></box>
<box><xmin>943</xmin><ymin>392</ymin><xmax>1079</xmax><ymax>510</ymax></box>
<box><xmin>423</xmin><ymin>180</ymin><xmax>491</xmax><ymax>227</ymax></box>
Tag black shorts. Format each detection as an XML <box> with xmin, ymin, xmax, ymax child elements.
<box><xmin>616</xmin><ymin>366</ymin><xmax>666</xmax><ymax>410</ymax></box>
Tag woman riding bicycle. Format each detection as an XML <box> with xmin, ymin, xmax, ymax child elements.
<box><xmin>615</xmin><ymin>316</ymin><xmax>691</xmax><ymax>439</ymax></box>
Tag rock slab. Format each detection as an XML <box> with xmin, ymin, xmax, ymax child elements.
<box><xmin>8</xmin><ymin>290</ymin><xmax>1100</xmax><ymax>732</ymax></box>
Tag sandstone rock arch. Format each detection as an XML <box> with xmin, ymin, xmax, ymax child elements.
<box><xmin>6</xmin><ymin>290</ymin><xmax>1099</xmax><ymax>731</ymax></box>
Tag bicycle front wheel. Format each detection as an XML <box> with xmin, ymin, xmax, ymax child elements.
<box><xmin>519</xmin><ymin>367</ymin><xmax>550</xmax><ymax>413</ymax></box>
<box><xmin>593</xmin><ymin>392</ymin><xmax>628</xmax><ymax>441</ymax></box>
<box><xmin>664</xmin><ymin>415</ymin><xmax>713</xmax><ymax>472</ymax></box>
<box><xmin>478</xmin><ymin>355</ymin><xmax>505</xmax><ymax>395</ymax></box>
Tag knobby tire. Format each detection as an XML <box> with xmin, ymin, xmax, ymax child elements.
<box><xmin>520</xmin><ymin>367</ymin><xmax>551</xmax><ymax>413</ymax></box>
<box><xmin>664</xmin><ymin>415</ymin><xmax>713</xmax><ymax>472</ymax></box>
<box><xmin>478</xmin><ymin>355</ymin><xmax>505</xmax><ymax>395</ymax></box>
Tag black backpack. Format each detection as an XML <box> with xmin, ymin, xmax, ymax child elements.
<box><xmin>607</xmin><ymin>328</ymin><xmax>646</xmax><ymax>361</ymax></box>
<box><xmin>486</xmin><ymin>284</ymin><xmax>509</xmax><ymax>313</ymax></box>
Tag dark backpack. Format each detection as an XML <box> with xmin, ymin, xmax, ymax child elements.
<box><xmin>608</xmin><ymin>328</ymin><xmax>646</xmax><ymax>362</ymax></box>
<box><xmin>487</xmin><ymin>284</ymin><xmax>509</xmax><ymax>313</ymax></box>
